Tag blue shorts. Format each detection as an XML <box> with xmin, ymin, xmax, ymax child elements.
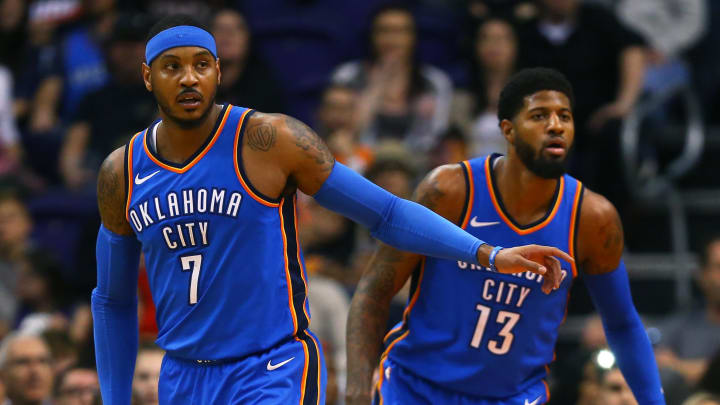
<box><xmin>374</xmin><ymin>358</ymin><xmax>548</xmax><ymax>405</ymax></box>
<box><xmin>159</xmin><ymin>331</ymin><xmax>326</xmax><ymax>405</ymax></box>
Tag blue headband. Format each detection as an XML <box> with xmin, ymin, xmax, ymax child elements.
<box><xmin>145</xmin><ymin>25</ymin><xmax>217</xmax><ymax>65</ymax></box>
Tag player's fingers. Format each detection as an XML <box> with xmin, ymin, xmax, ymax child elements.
<box><xmin>517</xmin><ymin>256</ymin><xmax>547</xmax><ymax>276</ymax></box>
<box><xmin>545</xmin><ymin>247</ymin><xmax>574</xmax><ymax>263</ymax></box>
<box><xmin>546</xmin><ymin>256</ymin><xmax>562</xmax><ymax>289</ymax></box>
<box><xmin>540</xmin><ymin>257</ymin><xmax>558</xmax><ymax>294</ymax></box>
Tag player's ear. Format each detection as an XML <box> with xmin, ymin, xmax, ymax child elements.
<box><xmin>216</xmin><ymin>57</ymin><xmax>221</xmax><ymax>85</ymax></box>
<box><xmin>499</xmin><ymin>119</ymin><xmax>514</xmax><ymax>144</ymax></box>
<box><xmin>142</xmin><ymin>63</ymin><xmax>152</xmax><ymax>92</ymax></box>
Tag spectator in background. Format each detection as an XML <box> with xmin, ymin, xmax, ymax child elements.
<box><xmin>59</xmin><ymin>13</ymin><xmax>155</xmax><ymax>191</ymax></box>
<box><xmin>54</xmin><ymin>367</ymin><xmax>99</xmax><ymax>405</ymax></box>
<box><xmin>616</xmin><ymin>0</ymin><xmax>706</xmax><ymax>65</ymax></box>
<box><xmin>600</xmin><ymin>367</ymin><xmax>639</xmax><ymax>405</ymax></box>
<box><xmin>331</xmin><ymin>4</ymin><xmax>452</xmax><ymax>157</ymax></box>
<box><xmin>0</xmin><ymin>333</ymin><xmax>54</xmax><ymax>405</ymax></box>
<box><xmin>316</xmin><ymin>84</ymin><xmax>373</xmax><ymax>174</ymax></box>
<box><xmin>307</xmin><ymin>262</ymin><xmax>350</xmax><ymax>396</ymax></box>
<box><xmin>516</xmin><ymin>0</ymin><xmax>646</xmax><ymax>207</ymax></box>
<box><xmin>452</xmin><ymin>17</ymin><xmax>517</xmax><ymax>157</ymax></box>
<box><xmin>0</xmin><ymin>0</ymin><xmax>28</xmax><ymax>77</ymax></box>
<box><xmin>30</xmin><ymin>0</ymin><xmax>117</xmax><ymax>133</ymax></box>
<box><xmin>683</xmin><ymin>393</ymin><xmax>720</xmax><ymax>405</ymax></box>
<box><xmin>212</xmin><ymin>9</ymin><xmax>286</xmax><ymax>113</ymax></box>
<box><xmin>0</xmin><ymin>191</ymin><xmax>32</xmax><ymax>337</ymax></box>
<box><xmin>657</xmin><ymin>236</ymin><xmax>720</xmax><ymax>385</ymax></box>
<box><xmin>0</xmin><ymin>65</ymin><xmax>22</xmax><ymax>178</ymax></box>
<box><xmin>132</xmin><ymin>344</ymin><xmax>163</xmax><ymax>405</ymax></box>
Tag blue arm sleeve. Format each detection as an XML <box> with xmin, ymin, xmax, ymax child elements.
<box><xmin>584</xmin><ymin>261</ymin><xmax>665</xmax><ymax>405</ymax></box>
<box><xmin>313</xmin><ymin>162</ymin><xmax>483</xmax><ymax>265</ymax></box>
<box><xmin>91</xmin><ymin>225</ymin><xmax>141</xmax><ymax>405</ymax></box>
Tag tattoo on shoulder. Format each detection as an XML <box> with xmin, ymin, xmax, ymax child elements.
<box><xmin>97</xmin><ymin>156</ymin><xmax>126</xmax><ymax>231</ymax></box>
<box><xmin>603</xmin><ymin>213</ymin><xmax>624</xmax><ymax>252</ymax></box>
<box><xmin>415</xmin><ymin>179</ymin><xmax>445</xmax><ymax>211</ymax></box>
<box><xmin>246</xmin><ymin>122</ymin><xmax>277</xmax><ymax>152</ymax></box>
<box><xmin>283</xmin><ymin>116</ymin><xmax>334</xmax><ymax>170</ymax></box>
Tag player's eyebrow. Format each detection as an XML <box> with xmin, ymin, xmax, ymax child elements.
<box><xmin>159</xmin><ymin>53</ymin><xmax>180</xmax><ymax>60</ymax></box>
<box><xmin>194</xmin><ymin>50</ymin><xmax>212</xmax><ymax>57</ymax></box>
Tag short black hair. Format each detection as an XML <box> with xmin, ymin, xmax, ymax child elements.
<box><xmin>146</xmin><ymin>14</ymin><xmax>212</xmax><ymax>43</ymax></box>
<box><xmin>497</xmin><ymin>67</ymin><xmax>575</xmax><ymax>122</ymax></box>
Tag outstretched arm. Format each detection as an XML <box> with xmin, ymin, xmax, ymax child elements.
<box><xmin>578</xmin><ymin>190</ymin><xmax>665</xmax><ymax>405</ymax></box>
<box><xmin>92</xmin><ymin>147</ymin><xmax>141</xmax><ymax>405</ymax></box>
<box><xmin>261</xmin><ymin>113</ymin><xmax>572</xmax><ymax>274</ymax></box>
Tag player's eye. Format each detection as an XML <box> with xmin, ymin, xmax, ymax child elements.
<box><xmin>532</xmin><ymin>114</ymin><xmax>545</xmax><ymax>120</ymax></box>
<box><xmin>165</xmin><ymin>63</ymin><xmax>179</xmax><ymax>70</ymax></box>
<box><xmin>197</xmin><ymin>61</ymin><xmax>210</xmax><ymax>68</ymax></box>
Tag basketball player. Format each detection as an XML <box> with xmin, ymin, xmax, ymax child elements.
<box><xmin>346</xmin><ymin>68</ymin><xmax>665</xmax><ymax>405</ymax></box>
<box><xmin>91</xmin><ymin>17</ymin><xmax>572</xmax><ymax>405</ymax></box>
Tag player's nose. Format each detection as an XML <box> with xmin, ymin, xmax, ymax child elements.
<box><xmin>179</xmin><ymin>65</ymin><xmax>200</xmax><ymax>87</ymax></box>
<box><xmin>546</xmin><ymin>113</ymin><xmax>563</xmax><ymax>134</ymax></box>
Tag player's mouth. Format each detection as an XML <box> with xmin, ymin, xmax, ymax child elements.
<box><xmin>543</xmin><ymin>138</ymin><xmax>566</xmax><ymax>157</ymax></box>
<box><xmin>177</xmin><ymin>92</ymin><xmax>203</xmax><ymax>109</ymax></box>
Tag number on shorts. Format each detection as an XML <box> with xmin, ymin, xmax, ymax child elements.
<box><xmin>470</xmin><ymin>304</ymin><xmax>521</xmax><ymax>355</ymax></box>
<box><xmin>181</xmin><ymin>254</ymin><xmax>202</xmax><ymax>305</ymax></box>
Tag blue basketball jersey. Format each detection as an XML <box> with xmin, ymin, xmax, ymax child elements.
<box><xmin>125</xmin><ymin>105</ymin><xmax>319</xmax><ymax>364</ymax></box>
<box><xmin>382</xmin><ymin>154</ymin><xmax>583</xmax><ymax>399</ymax></box>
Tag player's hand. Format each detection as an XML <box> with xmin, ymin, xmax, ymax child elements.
<box><xmin>493</xmin><ymin>245</ymin><xmax>573</xmax><ymax>294</ymax></box>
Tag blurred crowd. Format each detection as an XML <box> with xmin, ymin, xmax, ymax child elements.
<box><xmin>0</xmin><ymin>0</ymin><xmax>719</xmax><ymax>404</ymax></box>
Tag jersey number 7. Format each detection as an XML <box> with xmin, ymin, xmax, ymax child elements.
<box><xmin>470</xmin><ymin>304</ymin><xmax>520</xmax><ymax>355</ymax></box>
<box><xmin>181</xmin><ymin>254</ymin><xmax>203</xmax><ymax>305</ymax></box>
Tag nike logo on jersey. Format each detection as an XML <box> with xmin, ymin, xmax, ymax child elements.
<box><xmin>266</xmin><ymin>357</ymin><xmax>295</xmax><ymax>371</ymax></box>
<box><xmin>135</xmin><ymin>170</ymin><xmax>160</xmax><ymax>185</ymax></box>
<box><xmin>469</xmin><ymin>217</ymin><xmax>499</xmax><ymax>227</ymax></box>
<box><xmin>525</xmin><ymin>396</ymin><xmax>542</xmax><ymax>405</ymax></box>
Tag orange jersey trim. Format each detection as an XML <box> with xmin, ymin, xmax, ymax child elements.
<box><xmin>125</xmin><ymin>131</ymin><xmax>142</xmax><ymax>222</ymax></box>
<box><xmin>297</xmin><ymin>336</ymin><xmax>310</xmax><ymax>405</ymax></box>
<box><xmin>460</xmin><ymin>160</ymin><xmax>475</xmax><ymax>229</ymax></box>
<box><xmin>279</xmin><ymin>198</ymin><xmax>299</xmax><ymax>334</ymax></box>
<box><xmin>568</xmin><ymin>181</ymin><xmax>583</xmax><ymax>278</ymax></box>
<box><xmin>143</xmin><ymin>106</ymin><xmax>232</xmax><ymax>174</ymax></box>
<box><xmin>484</xmin><ymin>157</ymin><xmax>564</xmax><ymax>235</ymax></box>
<box><xmin>233</xmin><ymin>109</ymin><xmax>280</xmax><ymax>208</ymax></box>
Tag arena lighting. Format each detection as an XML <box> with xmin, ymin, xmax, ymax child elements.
<box><xmin>596</xmin><ymin>349</ymin><xmax>617</xmax><ymax>370</ymax></box>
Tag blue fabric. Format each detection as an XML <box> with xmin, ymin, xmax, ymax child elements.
<box><xmin>385</xmin><ymin>155</ymin><xmax>579</xmax><ymax>398</ymax></box>
<box><xmin>584</xmin><ymin>262</ymin><xmax>666</xmax><ymax>405</ymax></box>
<box><xmin>92</xmin><ymin>225</ymin><xmax>141</xmax><ymax>405</ymax></box>
<box><xmin>145</xmin><ymin>25</ymin><xmax>217</xmax><ymax>65</ymax></box>
<box><xmin>313</xmin><ymin>162</ymin><xmax>483</xmax><ymax>265</ymax></box>
<box><xmin>159</xmin><ymin>330</ymin><xmax>326</xmax><ymax>404</ymax></box>
<box><xmin>375</xmin><ymin>358</ymin><xmax>548</xmax><ymax>405</ymax></box>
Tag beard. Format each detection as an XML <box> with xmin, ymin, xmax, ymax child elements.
<box><xmin>514</xmin><ymin>135</ymin><xmax>568</xmax><ymax>179</ymax></box>
<box><xmin>154</xmin><ymin>87</ymin><xmax>217</xmax><ymax>130</ymax></box>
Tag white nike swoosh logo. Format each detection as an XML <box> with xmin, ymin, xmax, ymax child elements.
<box><xmin>469</xmin><ymin>217</ymin><xmax>500</xmax><ymax>227</ymax></box>
<box><xmin>134</xmin><ymin>170</ymin><xmax>160</xmax><ymax>185</ymax></box>
<box><xmin>525</xmin><ymin>396</ymin><xmax>542</xmax><ymax>405</ymax></box>
<box><xmin>266</xmin><ymin>357</ymin><xmax>295</xmax><ymax>371</ymax></box>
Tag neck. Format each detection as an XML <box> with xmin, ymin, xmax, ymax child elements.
<box><xmin>156</xmin><ymin>104</ymin><xmax>223</xmax><ymax>164</ymax></box>
<box><xmin>218</xmin><ymin>58</ymin><xmax>245</xmax><ymax>88</ymax></box>
<box><xmin>493</xmin><ymin>154</ymin><xmax>560</xmax><ymax>225</ymax></box>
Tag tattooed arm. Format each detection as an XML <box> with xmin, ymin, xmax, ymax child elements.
<box><xmin>93</xmin><ymin>147</ymin><xmax>141</xmax><ymax>404</ymax></box>
<box><xmin>97</xmin><ymin>147</ymin><xmax>134</xmax><ymax>235</ymax></box>
<box><xmin>241</xmin><ymin>112</ymin><xmax>334</xmax><ymax>198</ymax></box>
<box><xmin>578</xmin><ymin>190</ymin><xmax>666</xmax><ymax>404</ymax></box>
<box><xmin>345</xmin><ymin>165</ymin><xmax>467</xmax><ymax>405</ymax></box>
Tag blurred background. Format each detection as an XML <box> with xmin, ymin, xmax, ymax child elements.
<box><xmin>0</xmin><ymin>0</ymin><xmax>719</xmax><ymax>404</ymax></box>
